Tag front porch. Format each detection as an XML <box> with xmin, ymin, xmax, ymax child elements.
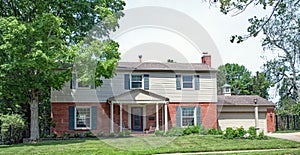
<box><xmin>108</xmin><ymin>89</ymin><xmax>170</xmax><ymax>133</ymax></box>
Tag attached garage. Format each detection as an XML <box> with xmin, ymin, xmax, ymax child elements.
<box><xmin>217</xmin><ymin>95</ymin><xmax>275</xmax><ymax>133</ymax></box>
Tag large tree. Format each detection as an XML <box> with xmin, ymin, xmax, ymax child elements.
<box><xmin>0</xmin><ymin>0</ymin><xmax>125</xmax><ymax>140</ymax></box>
<box><xmin>217</xmin><ymin>63</ymin><xmax>271</xmax><ymax>98</ymax></box>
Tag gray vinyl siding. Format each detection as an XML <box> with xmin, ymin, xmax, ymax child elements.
<box><xmin>51</xmin><ymin>70</ymin><xmax>217</xmax><ymax>102</ymax></box>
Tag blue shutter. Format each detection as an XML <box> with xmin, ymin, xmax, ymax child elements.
<box><xmin>70</xmin><ymin>72</ymin><xmax>76</xmax><ymax>89</ymax></box>
<box><xmin>124</xmin><ymin>74</ymin><xmax>130</xmax><ymax>90</ymax></box>
<box><xmin>196</xmin><ymin>106</ymin><xmax>202</xmax><ymax>126</ymax></box>
<box><xmin>91</xmin><ymin>106</ymin><xmax>97</xmax><ymax>130</ymax></box>
<box><xmin>176</xmin><ymin>75</ymin><xmax>181</xmax><ymax>90</ymax></box>
<box><xmin>69</xmin><ymin>106</ymin><xmax>75</xmax><ymax>130</ymax></box>
<box><xmin>176</xmin><ymin>106</ymin><xmax>181</xmax><ymax>127</ymax></box>
<box><xmin>194</xmin><ymin>75</ymin><xmax>200</xmax><ymax>90</ymax></box>
<box><xmin>144</xmin><ymin>74</ymin><xmax>149</xmax><ymax>90</ymax></box>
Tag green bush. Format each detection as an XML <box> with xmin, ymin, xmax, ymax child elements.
<box><xmin>190</xmin><ymin>126</ymin><xmax>200</xmax><ymax>134</ymax></box>
<box><xmin>63</xmin><ymin>133</ymin><xmax>70</xmax><ymax>139</ymax></box>
<box><xmin>166</xmin><ymin>127</ymin><xmax>185</xmax><ymax>136</ymax></box>
<box><xmin>154</xmin><ymin>130</ymin><xmax>165</xmax><ymax>136</ymax></box>
<box><xmin>248</xmin><ymin>126</ymin><xmax>257</xmax><ymax>139</ymax></box>
<box><xmin>74</xmin><ymin>132</ymin><xmax>80</xmax><ymax>138</ymax></box>
<box><xmin>223</xmin><ymin>127</ymin><xmax>235</xmax><ymax>139</ymax></box>
<box><xmin>257</xmin><ymin>131</ymin><xmax>267</xmax><ymax>140</ymax></box>
<box><xmin>208</xmin><ymin>128</ymin><xmax>223</xmax><ymax>135</ymax></box>
<box><xmin>235</xmin><ymin>127</ymin><xmax>247</xmax><ymax>138</ymax></box>
<box><xmin>199</xmin><ymin>126</ymin><xmax>209</xmax><ymax>135</ymax></box>
<box><xmin>124</xmin><ymin>131</ymin><xmax>131</xmax><ymax>136</ymax></box>
<box><xmin>183</xmin><ymin>127</ymin><xmax>192</xmax><ymax>135</ymax></box>
<box><xmin>84</xmin><ymin>131</ymin><xmax>93</xmax><ymax>137</ymax></box>
<box><xmin>109</xmin><ymin>132</ymin><xmax>115</xmax><ymax>137</ymax></box>
<box><xmin>0</xmin><ymin>114</ymin><xmax>25</xmax><ymax>144</ymax></box>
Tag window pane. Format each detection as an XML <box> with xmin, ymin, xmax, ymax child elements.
<box><xmin>182</xmin><ymin>107</ymin><xmax>194</xmax><ymax>116</ymax></box>
<box><xmin>182</xmin><ymin>118</ymin><xmax>194</xmax><ymax>126</ymax></box>
<box><xmin>132</xmin><ymin>82</ymin><xmax>142</xmax><ymax>88</ymax></box>
<box><xmin>76</xmin><ymin>107</ymin><xmax>91</xmax><ymax>128</ymax></box>
<box><xmin>183</xmin><ymin>75</ymin><xmax>192</xmax><ymax>82</ymax></box>
<box><xmin>132</xmin><ymin>75</ymin><xmax>142</xmax><ymax>81</ymax></box>
<box><xmin>183</xmin><ymin>83</ymin><xmax>193</xmax><ymax>88</ymax></box>
<box><xmin>182</xmin><ymin>75</ymin><xmax>193</xmax><ymax>88</ymax></box>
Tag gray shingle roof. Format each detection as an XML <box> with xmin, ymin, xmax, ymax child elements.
<box><xmin>117</xmin><ymin>62</ymin><xmax>216</xmax><ymax>71</ymax></box>
<box><xmin>217</xmin><ymin>95</ymin><xmax>275</xmax><ymax>106</ymax></box>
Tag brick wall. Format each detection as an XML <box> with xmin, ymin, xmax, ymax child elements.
<box><xmin>266</xmin><ymin>108</ymin><xmax>275</xmax><ymax>132</ymax></box>
<box><xmin>168</xmin><ymin>102</ymin><xmax>218</xmax><ymax>129</ymax></box>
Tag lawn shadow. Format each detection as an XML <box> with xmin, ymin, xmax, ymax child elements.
<box><xmin>0</xmin><ymin>138</ymin><xmax>94</xmax><ymax>148</ymax></box>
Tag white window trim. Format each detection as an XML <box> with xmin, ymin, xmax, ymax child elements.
<box><xmin>182</xmin><ymin>75</ymin><xmax>194</xmax><ymax>89</ymax></box>
<box><xmin>130</xmin><ymin>74</ymin><xmax>144</xmax><ymax>89</ymax></box>
<box><xmin>181</xmin><ymin>106</ymin><xmax>196</xmax><ymax>127</ymax></box>
<box><xmin>75</xmin><ymin>106</ymin><xmax>92</xmax><ymax>130</ymax></box>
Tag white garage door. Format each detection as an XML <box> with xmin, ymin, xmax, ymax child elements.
<box><xmin>218</xmin><ymin>112</ymin><xmax>267</xmax><ymax>132</ymax></box>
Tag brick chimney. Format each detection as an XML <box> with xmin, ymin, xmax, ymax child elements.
<box><xmin>201</xmin><ymin>52</ymin><xmax>211</xmax><ymax>67</ymax></box>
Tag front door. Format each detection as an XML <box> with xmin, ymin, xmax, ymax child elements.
<box><xmin>131</xmin><ymin>107</ymin><xmax>143</xmax><ymax>131</ymax></box>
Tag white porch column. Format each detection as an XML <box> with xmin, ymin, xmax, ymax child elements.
<box><xmin>164</xmin><ymin>103</ymin><xmax>168</xmax><ymax>132</ymax></box>
<box><xmin>156</xmin><ymin>103</ymin><xmax>159</xmax><ymax>130</ymax></box>
<box><xmin>110</xmin><ymin>102</ymin><xmax>114</xmax><ymax>133</ymax></box>
<box><xmin>120</xmin><ymin>104</ymin><xmax>123</xmax><ymax>132</ymax></box>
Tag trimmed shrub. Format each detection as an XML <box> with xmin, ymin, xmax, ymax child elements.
<box><xmin>183</xmin><ymin>127</ymin><xmax>192</xmax><ymax>135</ymax></box>
<box><xmin>208</xmin><ymin>128</ymin><xmax>223</xmax><ymax>135</ymax></box>
<box><xmin>109</xmin><ymin>132</ymin><xmax>115</xmax><ymax>137</ymax></box>
<box><xmin>223</xmin><ymin>127</ymin><xmax>235</xmax><ymax>139</ymax></box>
<box><xmin>248</xmin><ymin>126</ymin><xmax>257</xmax><ymax>139</ymax></box>
<box><xmin>97</xmin><ymin>131</ymin><xmax>104</xmax><ymax>137</ymax></box>
<box><xmin>0</xmin><ymin>114</ymin><xmax>25</xmax><ymax>144</ymax></box>
<box><xmin>74</xmin><ymin>132</ymin><xmax>80</xmax><ymax>138</ymax></box>
<box><xmin>190</xmin><ymin>126</ymin><xmax>200</xmax><ymax>134</ymax></box>
<box><xmin>235</xmin><ymin>127</ymin><xmax>247</xmax><ymax>138</ymax></box>
<box><xmin>166</xmin><ymin>127</ymin><xmax>185</xmax><ymax>136</ymax></box>
<box><xmin>154</xmin><ymin>130</ymin><xmax>165</xmax><ymax>136</ymax></box>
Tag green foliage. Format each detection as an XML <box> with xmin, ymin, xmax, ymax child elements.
<box><xmin>183</xmin><ymin>127</ymin><xmax>192</xmax><ymax>135</ymax></box>
<box><xmin>154</xmin><ymin>130</ymin><xmax>165</xmax><ymax>136</ymax></box>
<box><xmin>63</xmin><ymin>133</ymin><xmax>70</xmax><ymax>139</ymax></box>
<box><xmin>217</xmin><ymin>63</ymin><xmax>271</xmax><ymax>98</ymax></box>
<box><xmin>208</xmin><ymin>128</ymin><xmax>223</xmax><ymax>135</ymax></box>
<box><xmin>248</xmin><ymin>126</ymin><xmax>257</xmax><ymax>139</ymax></box>
<box><xmin>74</xmin><ymin>132</ymin><xmax>80</xmax><ymax>138</ymax></box>
<box><xmin>97</xmin><ymin>131</ymin><xmax>104</xmax><ymax>137</ymax></box>
<box><xmin>0</xmin><ymin>114</ymin><xmax>25</xmax><ymax>144</ymax></box>
<box><xmin>223</xmin><ymin>127</ymin><xmax>235</xmax><ymax>139</ymax></box>
<box><xmin>165</xmin><ymin>127</ymin><xmax>185</xmax><ymax>136</ymax></box>
<box><xmin>0</xmin><ymin>0</ymin><xmax>126</xmax><ymax>140</ymax></box>
<box><xmin>109</xmin><ymin>132</ymin><xmax>116</xmax><ymax>137</ymax></box>
<box><xmin>84</xmin><ymin>131</ymin><xmax>93</xmax><ymax>137</ymax></box>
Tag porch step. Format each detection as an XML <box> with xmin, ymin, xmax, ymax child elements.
<box><xmin>130</xmin><ymin>132</ymin><xmax>151</xmax><ymax>136</ymax></box>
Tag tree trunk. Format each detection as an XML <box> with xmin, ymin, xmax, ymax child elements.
<box><xmin>30</xmin><ymin>91</ymin><xmax>39</xmax><ymax>140</ymax></box>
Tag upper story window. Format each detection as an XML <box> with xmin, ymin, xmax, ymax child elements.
<box><xmin>176</xmin><ymin>74</ymin><xmax>200</xmax><ymax>90</ymax></box>
<box><xmin>70</xmin><ymin>72</ymin><xmax>94</xmax><ymax>89</ymax></box>
<box><xmin>124</xmin><ymin>74</ymin><xmax>149</xmax><ymax>90</ymax></box>
<box><xmin>131</xmin><ymin>75</ymin><xmax>143</xmax><ymax>89</ymax></box>
<box><xmin>182</xmin><ymin>75</ymin><xmax>193</xmax><ymax>88</ymax></box>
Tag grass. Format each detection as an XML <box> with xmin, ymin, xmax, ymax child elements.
<box><xmin>0</xmin><ymin>135</ymin><xmax>300</xmax><ymax>155</ymax></box>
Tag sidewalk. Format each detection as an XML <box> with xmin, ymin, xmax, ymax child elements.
<box><xmin>267</xmin><ymin>132</ymin><xmax>300</xmax><ymax>142</ymax></box>
<box><xmin>154</xmin><ymin>148</ymin><xmax>298</xmax><ymax>155</ymax></box>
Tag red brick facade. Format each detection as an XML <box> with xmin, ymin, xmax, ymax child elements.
<box><xmin>266</xmin><ymin>108</ymin><xmax>275</xmax><ymax>132</ymax></box>
<box><xmin>51</xmin><ymin>102</ymin><xmax>218</xmax><ymax>137</ymax></box>
<box><xmin>168</xmin><ymin>102</ymin><xmax>218</xmax><ymax>129</ymax></box>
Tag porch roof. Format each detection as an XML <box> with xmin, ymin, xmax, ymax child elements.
<box><xmin>107</xmin><ymin>89</ymin><xmax>169</xmax><ymax>104</ymax></box>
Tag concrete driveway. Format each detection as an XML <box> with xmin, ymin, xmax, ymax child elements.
<box><xmin>267</xmin><ymin>132</ymin><xmax>300</xmax><ymax>142</ymax></box>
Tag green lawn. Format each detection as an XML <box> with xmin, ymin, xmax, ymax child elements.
<box><xmin>0</xmin><ymin>135</ymin><xmax>300</xmax><ymax>155</ymax></box>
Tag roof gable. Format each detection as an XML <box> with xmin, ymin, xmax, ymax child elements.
<box><xmin>108</xmin><ymin>89</ymin><xmax>169</xmax><ymax>104</ymax></box>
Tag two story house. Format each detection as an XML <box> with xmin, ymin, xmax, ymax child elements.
<box><xmin>51</xmin><ymin>55</ymin><xmax>218</xmax><ymax>136</ymax></box>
